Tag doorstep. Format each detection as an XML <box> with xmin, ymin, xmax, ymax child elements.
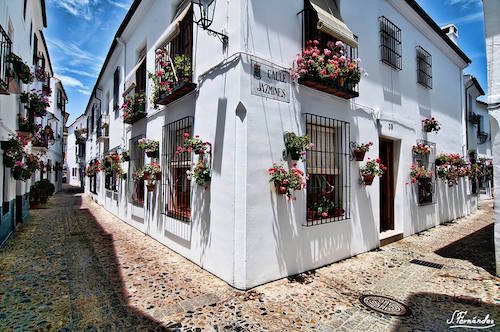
<box><xmin>379</xmin><ymin>230</ymin><xmax>404</xmax><ymax>247</ymax></box>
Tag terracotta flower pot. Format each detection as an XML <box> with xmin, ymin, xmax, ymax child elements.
<box><xmin>30</xmin><ymin>201</ymin><xmax>41</xmax><ymax>209</ymax></box>
<box><xmin>362</xmin><ymin>174</ymin><xmax>375</xmax><ymax>185</ymax></box>
<box><xmin>338</xmin><ymin>77</ymin><xmax>345</xmax><ymax>87</ymax></box>
<box><xmin>146</xmin><ymin>183</ymin><xmax>156</xmax><ymax>191</ymax></box>
<box><xmin>146</xmin><ymin>150</ymin><xmax>158</xmax><ymax>158</ymax></box>
<box><xmin>354</xmin><ymin>149</ymin><xmax>366</xmax><ymax>161</ymax></box>
<box><xmin>274</xmin><ymin>182</ymin><xmax>287</xmax><ymax>195</ymax></box>
<box><xmin>287</xmin><ymin>149</ymin><xmax>301</xmax><ymax>161</ymax></box>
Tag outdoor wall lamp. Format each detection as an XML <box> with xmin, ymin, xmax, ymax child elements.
<box><xmin>192</xmin><ymin>0</ymin><xmax>228</xmax><ymax>47</ymax></box>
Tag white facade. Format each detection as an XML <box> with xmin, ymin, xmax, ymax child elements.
<box><xmin>0</xmin><ymin>0</ymin><xmax>66</xmax><ymax>244</ymax></box>
<box><xmin>80</xmin><ymin>0</ymin><xmax>477</xmax><ymax>289</ymax></box>
<box><xmin>65</xmin><ymin>114</ymin><xmax>87</xmax><ymax>188</ymax></box>
<box><xmin>483</xmin><ymin>0</ymin><xmax>500</xmax><ymax>276</ymax></box>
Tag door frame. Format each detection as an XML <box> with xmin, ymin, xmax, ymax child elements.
<box><xmin>379</xmin><ymin>138</ymin><xmax>395</xmax><ymax>233</ymax></box>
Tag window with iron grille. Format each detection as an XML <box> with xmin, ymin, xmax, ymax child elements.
<box><xmin>416</xmin><ymin>46</ymin><xmax>432</xmax><ymax>89</ymax></box>
<box><xmin>379</xmin><ymin>16</ymin><xmax>402</xmax><ymax>70</ymax></box>
<box><xmin>113</xmin><ymin>67</ymin><xmax>120</xmax><ymax>115</ymax></box>
<box><xmin>305</xmin><ymin>113</ymin><xmax>350</xmax><ymax>226</ymax></box>
<box><xmin>162</xmin><ymin>117</ymin><xmax>193</xmax><ymax>222</ymax></box>
<box><xmin>0</xmin><ymin>25</ymin><xmax>12</xmax><ymax>92</ymax></box>
<box><xmin>129</xmin><ymin>135</ymin><xmax>145</xmax><ymax>206</ymax></box>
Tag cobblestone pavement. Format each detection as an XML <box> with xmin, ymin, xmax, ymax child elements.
<box><xmin>0</xmin><ymin>187</ymin><xmax>498</xmax><ymax>331</ymax></box>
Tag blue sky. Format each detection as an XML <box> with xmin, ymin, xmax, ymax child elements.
<box><xmin>44</xmin><ymin>0</ymin><xmax>133</xmax><ymax>124</ymax></box>
<box><xmin>45</xmin><ymin>0</ymin><xmax>487</xmax><ymax>123</ymax></box>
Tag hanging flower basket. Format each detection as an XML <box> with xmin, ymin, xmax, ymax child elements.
<box><xmin>122</xmin><ymin>93</ymin><xmax>147</xmax><ymax>124</ymax></box>
<box><xmin>360</xmin><ymin>159</ymin><xmax>386</xmax><ymax>186</ymax></box>
<box><xmin>352</xmin><ymin>142</ymin><xmax>373</xmax><ymax>161</ymax></box>
<box><xmin>362</xmin><ymin>174</ymin><xmax>375</xmax><ymax>185</ymax></box>
<box><xmin>284</xmin><ymin>132</ymin><xmax>313</xmax><ymax>161</ymax></box>
<box><xmin>353</xmin><ymin>149</ymin><xmax>366</xmax><ymax>162</ymax></box>
<box><xmin>422</xmin><ymin>117</ymin><xmax>440</xmax><ymax>133</ymax></box>
<box><xmin>146</xmin><ymin>182</ymin><xmax>156</xmax><ymax>191</ymax></box>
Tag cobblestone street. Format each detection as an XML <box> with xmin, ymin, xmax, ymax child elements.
<box><xmin>0</xmin><ymin>187</ymin><xmax>498</xmax><ymax>331</ymax></box>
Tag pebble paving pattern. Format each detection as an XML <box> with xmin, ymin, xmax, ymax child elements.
<box><xmin>0</xmin><ymin>186</ymin><xmax>498</xmax><ymax>331</ymax></box>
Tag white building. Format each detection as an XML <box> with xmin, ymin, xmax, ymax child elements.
<box><xmin>0</xmin><ymin>0</ymin><xmax>66</xmax><ymax>245</ymax></box>
<box><xmin>464</xmin><ymin>74</ymin><xmax>493</xmax><ymax>199</ymax></box>
<box><xmin>80</xmin><ymin>0</ymin><xmax>477</xmax><ymax>289</ymax></box>
<box><xmin>65</xmin><ymin>114</ymin><xmax>87</xmax><ymax>188</ymax></box>
<box><xmin>483</xmin><ymin>0</ymin><xmax>500</xmax><ymax>276</ymax></box>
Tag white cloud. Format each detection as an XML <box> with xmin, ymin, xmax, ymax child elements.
<box><xmin>451</xmin><ymin>11</ymin><xmax>483</xmax><ymax>25</ymax></box>
<box><xmin>48</xmin><ymin>0</ymin><xmax>99</xmax><ymax>20</ymax></box>
<box><xmin>446</xmin><ymin>0</ymin><xmax>482</xmax><ymax>9</ymax></box>
<box><xmin>77</xmin><ymin>89</ymin><xmax>92</xmax><ymax>96</ymax></box>
<box><xmin>57</xmin><ymin>74</ymin><xmax>87</xmax><ymax>89</ymax></box>
<box><xmin>54</xmin><ymin>66</ymin><xmax>98</xmax><ymax>79</ymax></box>
<box><xmin>108</xmin><ymin>0</ymin><xmax>131</xmax><ymax>10</ymax></box>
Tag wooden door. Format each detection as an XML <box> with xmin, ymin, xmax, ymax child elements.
<box><xmin>380</xmin><ymin>139</ymin><xmax>394</xmax><ymax>232</ymax></box>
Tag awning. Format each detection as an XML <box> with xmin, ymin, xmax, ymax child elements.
<box><xmin>124</xmin><ymin>54</ymin><xmax>146</xmax><ymax>97</ymax></box>
<box><xmin>309</xmin><ymin>0</ymin><xmax>358</xmax><ymax>48</ymax></box>
<box><xmin>153</xmin><ymin>1</ymin><xmax>192</xmax><ymax>51</ymax></box>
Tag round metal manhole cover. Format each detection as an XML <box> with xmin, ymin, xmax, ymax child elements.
<box><xmin>359</xmin><ymin>294</ymin><xmax>410</xmax><ymax>316</ymax></box>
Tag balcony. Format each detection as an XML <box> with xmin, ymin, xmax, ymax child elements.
<box><xmin>477</xmin><ymin>131</ymin><xmax>488</xmax><ymax>144</ymax></box>
<box><xmin>96</xmin><ymin>117</ymin><xmax>109</xmax><ymax>142</ymax></box>
<box><xmin>298</xmin><ymin>76</ymin><xmax>359</xmax><ymax>99</ymax></box>
<box><xmin>156</xmin><ymin>81</ymin><xmax>197</xmax><ymax>106</ymax></box>
<box><xmin>0</xmin><ymin>25</ymin><xmax>12</xmax><ymax>95</ymax></box>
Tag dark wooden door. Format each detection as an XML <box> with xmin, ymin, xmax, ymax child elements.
<box><xmin>380</xmin><ymin>139</ymin><xmax>394</xmax><ymax>232</ymax></box>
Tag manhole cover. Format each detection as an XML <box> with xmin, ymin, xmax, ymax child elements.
<box><xmin>359</xmin><ymin>295</ymin><xmax>410</xmax><ymax>316</ymax></box>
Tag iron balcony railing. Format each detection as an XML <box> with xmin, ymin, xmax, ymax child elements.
<box><xmin>0</xmin><ymin>24</ymin><xmax>12</xmax><ymax>94</ymax></box>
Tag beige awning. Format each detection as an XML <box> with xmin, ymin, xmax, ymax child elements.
<box><xmin>309</xmin><ymin>0</ymin><xmax>358</xmax><ymax>48</ymax></box>
<box><xmin>153</xmin><ymin>1</ymin><xmax>192</xmax><ymax>50</ymax></box>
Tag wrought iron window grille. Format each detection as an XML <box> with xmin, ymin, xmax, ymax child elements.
<box><xmin>379</xmin><ymin>16</ymin><xmax>402</xmax><ymax>70</ymax></box>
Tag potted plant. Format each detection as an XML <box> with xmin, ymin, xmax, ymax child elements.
<box><xmin>121</xmin><ymin>150</ymin><xmax>130</xmax><ymax>162</ymax></box>
<box><xmin>422</xmin><ymin>117</ymin><xmax>440</xmax><ymax>133</ymax></box>
<box><xmin>410</xmin><ymin>162</ymin><xmax>434</xmax><ymax>184</ymax></box>
<box><xmin>174</xmin><ymin>54</ymin><xmax>192</xmax><ymax>82</ymax></box>
<box><xmin>177</xmin><ymin>133</ymin><xmax>210</xmax><ymax>155</ymax></box>
<box><xmin>352</xmin><ymin>142</ymin><xmax>373</xmax><ymax>161</ymax></box>
<box><xmin>293</xmin><ymin>40</ymin><xmax>363</xmax><ymax>95</ymax></box>
<box><xmin>268</xmin><ymin>162</ymin><xmax>307</xmax><ymax>199</ymax></box>
<box><xmin>143</xmin><ymin>162</ymin><xmax>161</xmax><ymax>180</ymax></box>
<box><xmin>25</xmin><ymin>153</ymin><xmax>40</xmax><ymax>173</ymax></box>
<box><xmin>187</xmin><ymin>159</ymin><xmax>211</xmax><ymax>186</ymax></box>
<box><xmin>284</xmin><ymin>132</ymin><xmax>313</xmax><ymax>161</ymax></box>
<box><xmin>2</xmin><ymin>135</ymin><xmax>26</xmax><ymax>167</ymax></box>
<box><xmin>8</xmin><ymin>53</ymin><xmax>33</xmax><ymax>84</ymax></box>
<box><xmin>412</xmin><ymin>143</ymin><xmax>431</xmax><ymax>156</ymax></box>
<box><xmin>311</xmin><ymin>192</ymin><xmax>334</xmax><ymax>219</ymax></box>
<box><xmin>12</xmin><ymin>161</ymin><xmax>32</xmax><ymax>181</ymax></box>
<box><xmin>138</xmin><ymin>138</ymin><xmax>159</xmax><ymax>158</ymax></box>
<box><xmin>122</xmin><ymin>92</ymin><xmax>147</xmax><ymax>124</ymax></box>
<box><xmin>24</xmin><ymin>90</ymin><xmax>50</xmax><ymax>117</ymax></box>
<box><xmin>145</xmin><ymin>179</ymin><xmax>157</xmax><ymax>192</ymax></box>
<box><xmin>360</xmin><ymin>158</ymin><xmax>386</xmax><ymax>185</ymax></box>
<box><xmin>38</xmin><ymin>179</ymin><xmax>55</xmax><ymax>204</ymax></box>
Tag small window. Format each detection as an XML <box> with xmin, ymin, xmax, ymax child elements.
<box><xmin>129</xmin><ymin>136</ymin><xmax>145</xmax><ymax>206</ymax></box>
<box><xmin>29</xmin><ymin>22</ymin><xmax>32</xmax><ymax>46</ymax></box>
<box><xmin>305</xmin><ymin>113</ymin><xmax>350</xmax><ymax>226</ymax></box>
<box><xmin>23</xmin><ymin>0</ymin><xmax>27</xmax><ymax>20</ymax></box>
<box><xmin>416</xmin><ymin>46</ymin><xmax>432</xmax><ymax>89</ymax></box>
<box><xmin>163</xmin><ymin>116</ymin><xmax>193</xmax><ymax>221</ymax></box>
<box><xmin>113</xmin><ymin>67</ymin><xmax>120</xmax><ymax>116</ymax></box>
<box><xmin>379</xmin><ymin>16</ymin><xmax>402</xmax><ymax>70</ymax></box>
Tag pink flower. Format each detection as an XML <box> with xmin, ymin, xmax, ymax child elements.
<box><xmin>321</xmin><ymin>212</ymin><xmax>328</xmax><ymax>218</ymax></box>
<box><xmin>335</xmin><ymin>41</ymin><xmax>344</xmax><ymax>47</ymax></box>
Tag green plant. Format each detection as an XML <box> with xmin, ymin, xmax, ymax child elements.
<box><xmin>143</xmin><ymin>162</ymin><xmax>161</xmax><ymax>180</ymax></box>
<box><xmin>284</xmin><ymin>132</ymin><xmax>313</xmax><ymax>161</ymax></box>
<box><xmin>138</xmin><ymin>138</ymin><xmax>159</xmax><ymax>155</ymax></box>
<box><xmin>268</xmin><ymin>162</ymin><xmax>307</xmax><ymax>199</ymax></box>
<box><xmin>122</xmin><ymin>93</ymin><xmax>146</xmax><ymax>124</ymax></box>
<box><xmin>188</xmin><ymin>159</ymin><xmax>211</xmax><ymax>186</ymax></box>
<box><xmin>360</xmin><ymin>159</ymin><xmax>386</xmax><ymax>177</ymax></box>
<box><xmin>177</xmin><ymin>133</ymin><xmax>210</xmax><ymax>155</ymax></box>
<box><xmin>410</xmin><ymin>162</ymin><xmax>433</xmax><ymax>184</ymax></box>
<box><xmin>422</xmin><ymin>117</ymin><xmax>440</xmax><ymax>133</ymax></box>
<box><xmin>12</xmin><ymin>161</ymin><xmax>31</xmax><ymax>181</ymax></box>
<box><xmin>2</xmin><ymin>135</ymin><xmax>25</xmax><ymax>167</ymax></box>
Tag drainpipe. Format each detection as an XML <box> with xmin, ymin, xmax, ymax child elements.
<box><xmin>116</xmin><ymin>37</ymin><xmax>127</xmax><ymax>149</ymax></box>
<box><xmin>465</xmin><ymin>80</ymin><xmax>474</xmax><ymax>153</ymax></box>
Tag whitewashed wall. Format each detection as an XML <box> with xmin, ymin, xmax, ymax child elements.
<box><xmin>81</xmin><ymin>0</ymin><xmax>476</xmax><ymax>289</ymax></box>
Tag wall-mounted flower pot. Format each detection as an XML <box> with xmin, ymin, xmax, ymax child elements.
<box><xmin>353</xmin><ymin>149</ymin><xmax>366</xmax><ymax>161</ymax></box>
<box><xmin>286</xmin><ymin>148</ymin><xmax>301</xmax><ymax>161</ymax></box>
<box><xmin>274</xmin><ymin>182</ymin><xmax>287</xmax><ymax>195</ymax></box>
<box><xmin>362</xmin><ymin>174</ymin><xmax>375</xmax><ymax>185</ymax></box>
<box><xmin>146</xmin><ymin>150</ymin><xmax>159</xmax><ymax>158</ymax></box>
<box><xmin>146</xmin><ymin>184</ymin><xmax>156</xmax><ymax>192</ymax></box>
